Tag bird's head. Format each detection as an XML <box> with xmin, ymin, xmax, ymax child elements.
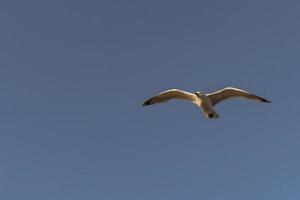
<box><xmin>194</xmin><ymin>91</ymin><xmax>204</xmax><ymax>97</ymax></box>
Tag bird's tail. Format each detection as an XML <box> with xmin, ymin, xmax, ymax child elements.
<box><xmin>206</xmin><ymin>111</ymin><xmax>220</xmax><ymax>119</ymax></box>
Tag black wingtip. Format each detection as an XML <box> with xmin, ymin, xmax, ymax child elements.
<box><xmin>142</xmin><ymin>99</ymin><xmax>152</xmax><ymax>106</ymax></box>
<box><xmin>253</xmin><ymin>94</ymin><xmax>271</xmax><ymax>103</ymax></box>
<box><xmin>261</xmin><ymin>98</ymin><xmax>271</xmax><ymax>103</ymax></box>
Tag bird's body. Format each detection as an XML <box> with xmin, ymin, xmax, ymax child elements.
<box><xmin>143</xmin><ymin>87</ymin><xmax>270</xmax><ymax>119</ymax></box>
<box><xmin>195</xmin><ymin>92</ymin><xmax>220</xmax><ymax>119</ymax></box>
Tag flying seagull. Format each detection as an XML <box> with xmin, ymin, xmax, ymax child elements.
<box><xmin>142</xmin><ymin>87</ymin><xmax>271</xmax><ymax>119</ymax></box>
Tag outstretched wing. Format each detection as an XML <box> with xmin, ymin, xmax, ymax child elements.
<box><xmin>207</xmin><ymin>87</ymin><xmax>271</xmax><ymax>106</ymax></box>
<box><xmin>143</xmin><ymin>89</ymin><xmax>197</xmax><ymax>106</ymax></box>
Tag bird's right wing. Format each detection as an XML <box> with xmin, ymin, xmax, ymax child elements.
<box><xmin>143</xmin><ymin>89</ymin><xmax>197</xmax><ymax>106</ymax></box>
<box><xmin>207</xmin><ymin>87</ymin><xmax>271</xmax><ymax>106</ymax></box>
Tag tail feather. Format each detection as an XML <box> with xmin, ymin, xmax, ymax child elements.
<box><xmin>207</xmin><ymin>111</ymin><xmax>220</xmax><ymax>119</ymax></box>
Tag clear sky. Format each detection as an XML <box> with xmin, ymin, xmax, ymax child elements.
<box><xmin>1</xmin><ymin>0</ymin><xmax>300</xmax><ymax>199</ymax></box>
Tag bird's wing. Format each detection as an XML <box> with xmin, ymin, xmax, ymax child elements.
<box><xmin>207</xmin><ymin>87</ymin><xmax>271</xmax><ymax>106</ymax></box>
<box><xmin>143</xmin><ymin>89</ymin><xmax>197</xmax><ymax>106</ymax></box>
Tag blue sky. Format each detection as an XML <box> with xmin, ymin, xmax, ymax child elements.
<box><xmin>1</xmin><ymin>0</ymin><xmax>300</xmax><ymax>199</ymax></box>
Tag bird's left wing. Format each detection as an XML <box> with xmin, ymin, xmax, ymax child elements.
<box><xmin>143</xmin><ymin>89</ymin><xmax>197</xmax><ymax>106</ymax></box>
<box><xmin>207</xmin><ymin>87</ymin><xmax>271</xmax><ymax>106</ymax></box>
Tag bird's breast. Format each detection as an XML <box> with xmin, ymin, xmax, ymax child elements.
<box><xmin>198</xmin><ymin>95</ymin><xmax>215</xmax><ymax>112</ymax></box>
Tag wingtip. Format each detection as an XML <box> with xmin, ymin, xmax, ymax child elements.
<box><xmin>254</xmin><ymin>94</ymin><xmax>271</xmax><ymax>103</ymax></box>
<box><xmin>142</xmin><ymin>99</ymin><xmax>152</xmax><ymax>106</ymax></box>
<box><xmin>261</xmin><ymin>98</ymin><xmax>271</xmax><ymax>103</ymax></box>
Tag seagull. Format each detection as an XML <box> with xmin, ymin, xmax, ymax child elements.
<box><xmin>142</xmin><ymin>87</ymin><xmax>271</xmax><ymax>119</ymax></box>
